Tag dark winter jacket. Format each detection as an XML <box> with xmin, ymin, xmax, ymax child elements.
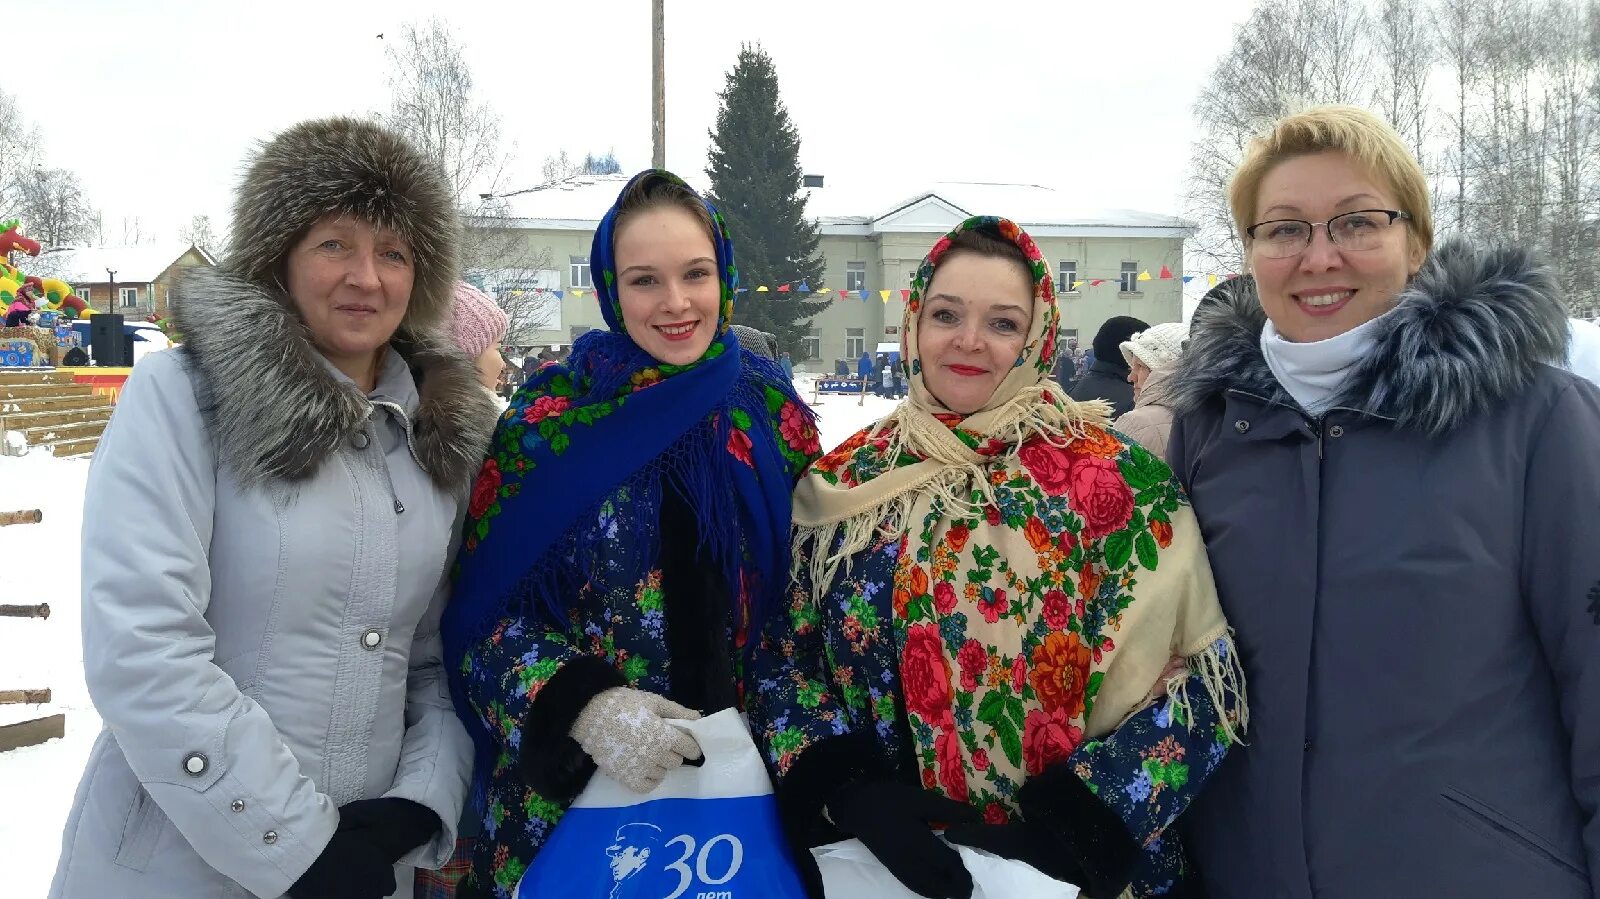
<box><xmin>1168</xmin><ymin>241</ymin><xmax>1600</xmax><ymax>898</ymax></box>
<box><xmin>1068</xmin><ymin>358</ymin><xmax>1136</xmax><ymax>417</ymax></box>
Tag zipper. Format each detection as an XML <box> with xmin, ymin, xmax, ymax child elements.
<box><xmin>366</xmin><ymin>401</ymin><xmax>415</xmax><ymax>515</ymax></box>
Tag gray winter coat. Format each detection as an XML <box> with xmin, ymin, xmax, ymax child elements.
<box><xmin>50</xmin><ymin>271</ymin><xmax>496</xmax><ymax>898</ymax></box>
<box><xmin>1167</xmin><ymin>242</ymin><xmax>1600</xmax><ymax>898</ymax></box>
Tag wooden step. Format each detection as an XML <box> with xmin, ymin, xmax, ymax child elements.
<box><xmin>0</xmin><ymin>369</ymin><xmax>72</xmax><ymax>386</ymax></box>
<box><xmin>0</xmin><ymin>384</ymin><xmax>95</xmax><ymax>400</ymax></box>
<box><xmin>0</xmin><ymin>405</ymin><xmax>113</xmax><ymax>432</ymax></box>
<box><xmin>48</xmin><ymin>436</ymin><xmax>100</xmax><ymax>458</ymax></box>
<box><xmin>0</xmin><ymin>394</ymin><xmax>105</xmax><ymax>415</ymax></box>
<box><xmin>19</xmin><ymin>419</ymin><xmax>107</xmax><ymax>446</ymax></box>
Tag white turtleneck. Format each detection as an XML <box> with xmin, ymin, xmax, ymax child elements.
<box><xmin>1259</xmin><ymin>309</ymin><xmax>1395</xmax><ymax>416</ymax></box>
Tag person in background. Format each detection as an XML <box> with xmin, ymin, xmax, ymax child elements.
<box><xmin>858</xmin><ymin>348</ymin><xmax>874</xmax><ymax>389</ymax></box>
<box><xmin>1170</xmin><ymin>104</ymin><xmax>1600</xmax><ymax>898</ymax></box>
<box><xmin>1051</xmin><ymin>340</ymin><xmax>1078</xmax><ymax>387</ymax></box>
<box><xmin>450</xmin><ymin>283</ymin><xmax>510</xmax><ymax>392</ymax></box>
<box><xmin>1111</xmin><ymin>322</ymin><xmax>1189</xmax><ymax>463</ymax></box>
<box><xmin>1067</xmin><ymin>316</ymin><xmax>1148</xmax><ymax>417</ymax></box>
<box><xmin>49</xmin><ymin>116</ymin><xmax>496</xmax><ymax>899</ymax></box>
<box><xmin>879</xmin><ymin>353</ymin><xmax>893</xmax><ymax>397</ymax></box>
<box><xmin>779</xmin><ymin>350</ymin><xmax>795</xmax><ymax>380</ymax></box>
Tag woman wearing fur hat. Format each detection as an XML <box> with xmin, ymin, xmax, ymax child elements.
<box><xmin>442</xmin><ymin>170</ymin><xmax>821</xmax><ymax>898</ymax></box>
<box><xmin>749</xmin><ymin>217</ymin><xmax>1245</xmax><ymax>899</ymax></box>
<box><xmin>49</xmin><ymin>118</ymin><xmax>496</xmax><ymax>899</ymax></box>
<box><xmin>1169</xmin><ymin>106</ymin><xmax>1600</xmax><ymax>897</ymax></box>
<box><xmin>1111</xmin><ymin>321</ymin><xmax>1189</xmax><ymax>463</ymax></box>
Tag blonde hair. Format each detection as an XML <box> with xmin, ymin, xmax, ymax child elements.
<box><xmin>1229</xmin><ymin>105</ymin><xmax>1433</xmax><ymax>260</ymax></box>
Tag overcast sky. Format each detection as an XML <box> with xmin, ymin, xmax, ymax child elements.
<box><xmin>17</xmin><ymin>0</ymin><xmax>1258</xmax><ymax>245</ymax></box>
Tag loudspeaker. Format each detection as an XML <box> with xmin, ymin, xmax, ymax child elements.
<box><xmin>90</xmin><ymin>314</ymin><xmax>125</xmax><ymax>366</ymax></box>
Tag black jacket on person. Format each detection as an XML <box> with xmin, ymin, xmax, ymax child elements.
<box><xmin>1067</xmin><ymin>358</ymin><xmax>1135</xmax><ymax>417</ymax></box>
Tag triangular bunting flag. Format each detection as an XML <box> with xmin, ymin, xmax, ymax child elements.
<box><xmin>572</xmin><ymin>289</ymin><xmax>584</xmax><ymax>298</ymax></box>
<box><xmin>1090</xmin><ymin>279</ymin><xmax>1105</xmax><ymax>287</ymax></box>
<box><xmin>777</xmin><ymin>283</ymin><xmax>791</xmax><ymax>293</ymax></box>
<box><xmin>737</xmin><ymin>287</ymin><xmax>749</xmax><ymax>293</ymax></box>
<box><xmin>1207</xmin><ymin>275</ymin><xmax>1218</xmax><ymax>286</ymax></box>
<box><xmin>880</xmin><ymin>290</ymin><xmax>891</xmax><ymax>302</ymax></box>
<box><xmin>553</xmin><ymin>290</ymin><xmax>565</xmax><ymax>299</ymax></box>
<box><xmin>797</xmin><ymin>280</ymin><xmax>811</xmax><ymax>292</ymax></box>
<box><xmin>1137</xmin><ymin>270</ymin><xmax>1152</xmax><ymax>282</ymax></box>
<box><xmin>756</xmin><ymin>285</ymin><xmax>769</xmax><ymax>292</ymax></box>
<box><xmin>1070</xmin><ymin>280</ymin><xmax>1084</xmax><ymax>291</ymax></box>
<box><xmin>1158</xmin><ymin>266</ymin><xmax>1173</xmax><ymax>279</ymax></box>
<box><xmin>1182</xmin><ymin>275</ymin><xmax>1195</xmax><ymax>283</ymax></box>
<box><xmin>900</xmin><ymin>289</ymin><xmax>911</xmax><ymax>300</ymax></box>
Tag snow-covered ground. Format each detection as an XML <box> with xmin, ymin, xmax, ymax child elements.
<box><xmin>0</xmin><ymin>377</ymin><xmax>897</xmax><ymax>897</ymax></box>
<box><xmin>0</xmin><ymin>451</ymin><xmax>96</xmax><ymax>898</ymax></box>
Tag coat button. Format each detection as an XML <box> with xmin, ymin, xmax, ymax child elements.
<box><xmin>1234</xmin><ymin>420</ymin><xmax>1251</xmax><ymax>434</ymax></box>
<box><xmin>263</xmin><ymin>831</ymin><xmax>278</xmax><ymax>845</ymax></box>
<box><xmin>350</xmin><ymin>431</ymin><xmax>369</xmax><ymax>449</ymax></box>
<box><xmin>361</xmin><ymin>629</ymin><xmax>383</xmax><ymax>649</ymax></box>
<box><xmin>182</xmin><ymin>752</ymin><xmax>208</xmax><ymax>776</ymax></box>
<box><xmin>1328</xmin><ymin>425</ymin><xmax>1345</xmax><ymax>438</ymax></box>
<box><xmin>231</xmin><ymin>799</ymin><xmax>246</xmax><ymax>813</ymax></box>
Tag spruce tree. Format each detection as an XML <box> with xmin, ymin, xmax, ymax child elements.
<box><xmin>705</xmin><ymin>44</ymin><xmax>827</xmax><ymax>356</ymax></box>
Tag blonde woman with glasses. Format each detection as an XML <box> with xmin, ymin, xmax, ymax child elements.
<box><xmin>1167</xmin><ymin>105</ymin><xmax>1600</xmax><ymax>897</ymax></box>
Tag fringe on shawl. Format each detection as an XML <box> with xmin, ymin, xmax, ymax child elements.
<box><xmin>1164</xmin><ymin>628</ymin><xmax>1250</xmax><ymax>747</ymax></box>
<box><xmin>791</xmin><ymin>380</ymin><xmax>1111</xmax><ymax>607</ymax></box>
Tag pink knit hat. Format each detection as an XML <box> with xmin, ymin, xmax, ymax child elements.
<box><xmin>449</xmin><ymin>282</ymin><xmax>509</xmax><ymax>358</ymax></box>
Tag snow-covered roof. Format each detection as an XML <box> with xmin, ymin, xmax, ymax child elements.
<box><xmin>25</xmin><ymin>244</ymin><xmax>212</xmax><ymax>285</ymax></box>
<box><xmin>487</xmin><ymin>174</ymin><xmax>635</xmax><ymax>227</ymax></box>
<box><xmin>807</xmin><ymin>181</ymin><xmax>1191</xmax><ymax>237</ymax></box>
<box><xmin>475</xmin><ymin>175</ymin><xmax>1188</xmax><ymax>239</ymax></box>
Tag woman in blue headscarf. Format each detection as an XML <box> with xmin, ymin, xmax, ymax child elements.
<box><xmin>442</xmin><ymin>171</ymin><xmax>822</xmax><ymax>897</ymax></box>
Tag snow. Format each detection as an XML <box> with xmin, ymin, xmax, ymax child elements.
<box><xmin>0</xmin><ymin>379</ymin><xmax>892</xmax><ymax>896</ymax></box>
<box><xmin>798</xmin><ymin>374</ymin><xmax>900</xmax><ymax>454</ymax></box>
<box><xmin>0</xmin><ymin>452</ymin><xmax>96</xmax><ymax>898</ymax></box>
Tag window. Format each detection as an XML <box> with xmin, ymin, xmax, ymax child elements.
<box><xmin>78</xmin><ymin>287</ymin><xmax>90</xmax><ymax>305</ymax></box>
<box><xmin>846</xmin><ymin>262</ymin><xmax>866</xmax><ymax>293</ymax></box>
<box><xmin>119</xmin><ymin>287</ymin><xmax>139</xmax><ymax>307</ymax></box>
<box><xmin>801</xmin><ymin>332</ymin><xmax>820</xmax><ymax>361</ymax></box>
<box><xmin>1058</xmin><ymin>260</ymin><xmax>1077</xmax><ymax>292</ymax></box>
<box><xmin>569</xmin><ymin>255</ymin><xmax>593</xmax><ymax>289</ymax></box>
<box><xmin>1120</xmin><ymin>262</ymin><xmax>1139</xmax><ymax>294</ymax></box>
<box><xmin>845</xmin><ymin>328</ymin><xmax>865</xmax><ymax>359</ymax></box>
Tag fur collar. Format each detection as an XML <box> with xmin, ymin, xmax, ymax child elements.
<box><xmin>1168</xmin><ymin>240</ymin><xmax>1568</xmax><ymax>434</ymax></box>
<box><xmin>170</xmin><ymin>267</ymin><xmax>496</xmax><ymax>490</ymax></box>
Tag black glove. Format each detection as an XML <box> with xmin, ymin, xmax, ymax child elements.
<box><xmin>337</xmin><ymin>797</ymin><xmax>441</xmax><ymax>863</ymax></box>
<box><xmin>288</xmin><ymin>828</ymin><xmax>398</xmax><ymax>899</ymax></box>
<box><xmin>943</xmin><ymin>821</ymin><xmax>1089</xmax><ymax>887</ymax></box>
<box><xmin>825</xmin><ymin>779</ymin><xmax>982</xmax><ymax>899</ymax></box>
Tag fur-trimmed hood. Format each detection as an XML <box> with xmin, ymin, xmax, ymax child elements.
<box><xmin>171</xmin><ymin>267</ymin><xmax>496</xmax><ymax>490</ymax></box>
<box><xmin>1168</xmin><ymin>240</ymin><xmax>1568</xmax><ymax>434</ymax></box>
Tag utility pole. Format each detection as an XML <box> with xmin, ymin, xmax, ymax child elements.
<box><xmin>652</xmin><ymin>0</ymin><xmax>665</xmax><ymax>169</ymax></box>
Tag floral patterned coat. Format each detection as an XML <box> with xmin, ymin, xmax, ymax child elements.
<box><xmin>747</xmin><ymin>426</ymin><xmax>1242</xmax><ymax>898</ymax></box>
<box><xmin>453</xmin><ymin>392</ymin><xmax>820</xmax><ymax>899</ymax></box>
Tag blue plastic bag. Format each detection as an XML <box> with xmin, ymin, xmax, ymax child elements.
<box><xmin>516</xmin><ymin>709</ymin><xmax>807</xmax><ymax>899</ymax></box>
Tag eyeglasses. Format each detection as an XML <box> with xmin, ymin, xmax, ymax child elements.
<box><xmin>1245</xmin><ymin>209</ymin><xmax>1412</xmax><ymax>259</ymax></box>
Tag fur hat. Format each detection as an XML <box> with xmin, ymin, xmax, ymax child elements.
<box><xmin>226</xmin><ymin>116</ymin><xmax>460</xmax><ymax>333</ymax></box>
<box><xmin>450</xmin><ymin>282</ymin><xmax>510</xmax><ymax>358</ymax></box>
<box><xmin>1120</xmin><ymin>321</ymin><xmax>1189</xmax><ymax>372</ymax></box>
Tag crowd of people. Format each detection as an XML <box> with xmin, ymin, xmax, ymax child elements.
<box><xmin>40</xmin><ymin>102</ymin><xmax>1600</xmax><ymax>899</ymax></box>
